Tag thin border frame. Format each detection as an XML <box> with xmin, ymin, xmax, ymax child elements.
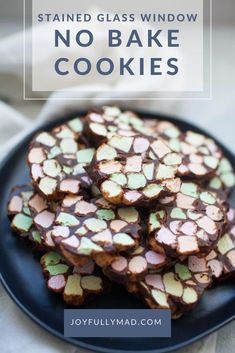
<box><xmin>23</xmin><ymin>0</ymin><xmax>212</xmax><ymax>101</ymax></box>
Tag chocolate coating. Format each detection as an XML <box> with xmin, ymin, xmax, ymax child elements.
<box><xmin>87</xmin><ymin>134</ymin><xmax>182</xmax><ymax>206</ymax></box>
<box><xmin>50</xmin><ymin>195</ymin><xmax>142</xmax><ymax>267</ymax></box>
<box><xmin>28</xmin><ymin>117</ymin><xmax>94</xmax><ymax>200</ymax></box>
<box><xmin>148</xmin><ymin>182</ymin><xmax>226</xmax><ymax>257</ymax></box>
<box><xmin>7</xmin><ymin>185</ymin><xmax>43</xmax><ymax>249</ymax></box>
<box><xmin>40</xmin><ymin>251</ymin><xmax>105</xmax><ymax>305</ymax></box>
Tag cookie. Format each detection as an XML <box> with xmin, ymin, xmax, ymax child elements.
<box><xmin>208</xmin><ymin>208</ymin><xmax>235</xmax><ymax>279</ymax></box>
<box><xmin>7</xmin><ymin>185</ymin><xmax>43</xmax><ymax>248</ymax></box>
<box><xmin>103</xmin><ymin>241</ymin><xmax>168</xmax><ymax>284</ymax></box>
<box><xmin>119</xmin><ymin>116</ymin><xmax>222</xmax><ymax>180</ymax></box>
<box><xmin>148</xmin><ymin>181</ymin><xmax>226</xmax><ymax>257</ymax></box>
<box><xmin>86</xmin><ymin>107</ymin><xmax>222</xmax><ymax>180</ymax></box>
<box><xmin>158</xmin><ymin>128</ymin><xmax>223</xmax><ymax>179</ymax></box>
<box><xmin>8</xmin><ymin>183</ymin><xmax>63</xmax><ymax>250</ymax></box>
<box><xmin>28</xmin><ymin>118</ymin><xmax>95</xmax><ymax>199</ymax></box>
<box><xmin>87</xmin><ymin>134</ymin><xmax>182</xmax><ymax>205</ymax></box>
<box><xmin>133</xmin><ymin>253</ymin><xmax>214</xmax><ymax>316</ymax></box>
<box><xmin>28</xmin><ymin>190</ymin><xmax>92</xmax><ymax>253</ymax></box>
<box><xmin>40</xmin><ymin>251</ymin><xmax>104</xmax><ymax>305</ymax></box>
<box><xmin>50</xmin><ymin>195</ymin><xmax>142</xmax><ymax>267</ymax></box>
<box><xmin>27</xmin><ymin>188</ymin><xmax>58</xmax><ymax>248</ymax></box>
<box><xmin>206</xmin><ymin>157</ymin><xmax>235</xmax><ymax>196</ymax></box>
<box><xmin>84</xmin><ymin>107</ymin><xmax>157</xmax><ymax>146</ymax></box>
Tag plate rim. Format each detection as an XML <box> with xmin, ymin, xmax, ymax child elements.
<box><xmin>0</xmin><ymin>110</ymin><xmax>235</xmax><ymax>353</ymax></box>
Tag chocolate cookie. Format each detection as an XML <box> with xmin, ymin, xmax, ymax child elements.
<box><xmin>27</xmin><ymin>188</ymin><xmax>59</xmax><ymax>248</ymax></box>
<box><xmin>153</xmin><ymin>124</ymin><xmax>223</xmax><ymax>179</ymax></box>
<box><xmin>40</xmin><ymin>251</ymin><xmax>105</xmax><ymax>305</ymax></box>
<box><xmin>7</xmin><ymin>185</ymin><xmax>43</xmax><ymax>248</ymax></box>
<box><xmin>49</xmin><ymin>195</ymin><xmax>142</xmax><ymax>267</ymax></box>
<box><xmin>84</xmin><ymin>107</ymin><xmax>161</xmax><ymax>146</ymax></box>
<box><xmin>208</xmin><ymin>208</ymin><xmax>235</xmax><ymax>279</ymax></box>
<box><xmin>103</xmin><ymin>241</ymin><xmax>168</xmax><ymax>284</ymax></box>
<box><xmin>28</xmin><ymin>118</ymin><xmax>95</xmax><ymax>199</ymax></box>
<box><xmin>206</xmin><ymin>157</ymin><xmax>235</xmax><ymax>196</ymax></box>
<box><xmin>87</xmin><ymin>134</ymin><xmax>182</xmax><ymax>205</ymax></box>
<box><xmin>148</xmin><ymin>181</ymin><xmax>226</xmax><ymax>257</ymax></box>
<box><xmin>134</xmin><ymin>253</ymin><xmax>214</xmax><ymax>316</ymax></box>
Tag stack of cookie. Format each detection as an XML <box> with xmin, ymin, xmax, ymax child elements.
<box><xmin>7</xmin><ymin>107</ymin><xmax>235</xmax><ymax>317</ymax></box>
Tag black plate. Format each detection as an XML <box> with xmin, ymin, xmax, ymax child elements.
<box><xmin>0</xmin><ymin>112</ymin><xmax>234</xmax><ymax>353</ymax></box>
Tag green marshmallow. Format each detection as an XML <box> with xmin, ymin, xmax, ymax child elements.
<box><xmin>143</xmin><ymin>184</ymin><xmax>163</xmax><ymax>198</ymax></box>
<box><xmin>68</xmin><ymin>118</ymin><xmax>83</xmax><ymax>132</ymax></box>
<box><xmin>43</xmin><ymin>159</ymin><xmax>62</xmax><ymax>177</ymax></box>
<box><xmin>164</xmin><ymin>153</ymin><xmax>182</xmax><ymax>166</ymax></box>
<box><xmin>23</xmin><ymin>207</ymin><xmax>31</xmax><ymax>216</ymax></box>
<box><xmin>175</xmin><ymin>263</ymin><xmax>192</xmax><ymax>280</ymax></box>
<box><xmin>164</xmin><ymin>127</ymin><xmax>180</xmax><ymax>138</ymax></box>
<box><xmin>63</xmin><ymin>165</ymin><xmax>73</xmax><ymax>174</ymax></box>
<box><xmin>73</xmin><ymin>163</ymin><xmax>86</xmax><ymax>175</ymax></box>
<box><xmin>156</xmin><ymin>165</ymin><xmax>176</xmax><ymax>180</ymax></box>
<box><xmin>149</xmin><ymin>211</ymin><xmax>165</xmax><ymax>231</ymax></box>
<box><xmin>186</xmin><ymin>131</ymin><xmax>204</xmax><ymax>146</ymax></box>
<box><xmin>12</xmin><ymin>214</ymin><xmax>33</xmax><ymax>232</ymax></box>
<box><xmin>75</xmin><ymin>226</ymin><xmax>87</xmax><ymax>235</ymax></box>
<box><xmin>56</xmin><ymin>212</ymin><xmax>80</xmax><ymax>226</ymax></box>
<box><xmin>46</xmin><ymin>264</ymin><xmax>69</xmax><ymax>276</ymax></box>
<box><xmin>182</xmin><ymin>287</ymin><xmax>198</xmax><ymax>304</ymax></box>
<box><xmin>169</xmin><ymin>138</ymin><xmax>181</xmax><ymax>152</ymax></box>
<box><xmin>163</xmin><ymin>272</ymin><xmax>183</xmax><ymax>297</ymax></box>
<box><xmin>32</xmin><ymin>230</ymin><xmax>41</xmax><ymax>243</ymax></box>
<box><xmin>142</xmin><ymin>163</ymin><xmax>154</xmax><ymax>180</ymax></box>
<box><xmin>109</xmin><ymin>135</ymin><xmax>133</xmax><ymax>153</ymax></box>
<box><xmin>127</xmin><ymin>173</ymin><xmax>146</xmax><ymax>189</ymax></box>
<box><xmin>209</xmin><ymin>177</ymin><xmax>222</xmax><ymax>190</ymax></box>
<box><xmin>56</xmin><ymin>127</ymin><xmax>75</xmax><ymax>139</ymax></box>
<box><xmin>113</xmin><ymin>233</ymin><xmax>135</xmax><ymax>246</ymax></box>
<box><xmin>60</xmin><ymin>138</ymin><xmax>77</xmax><ymax>154</ymax></box>
<box><xmin>64</xmin><ymin>274</ymin><xmax>83</xmax><ymax>296</ymax></box>
<box><xmin>44</xmin><ymin>251</ymin><xmax>62</xmax><ymax>266</ymax></box>
<box><xmin>36</xmin><ymin>132</ymin><xmax>56</xmax><ymax>147</ymax></box>
<box><xmin>171</xmin><ymin>207</ymin><xmax>187</xmax><ymax>219</ymax></box>
<box><xmin>200</xmin><ymin>191</ymin><xmax>216</xmax><ymax>205</ymax></box>
<box><xmin>110</xmin><ymin>173</ymin><xmax>127</xmax><ymax>186</ymax></box>
<box><xmin>77</xmin><ymin>148</ymin><xmax>95</xmax><ymax>163</ymax></box>
<box><xmin>90</xmin><ymin>123</ymin><xmax>107</xmax><ymax>136</ymax></box>
<box><xmin>96</xmin><ymin>209</ymin><xmax>115</xmax><ymax>221</ymax></box>
<box><xmin>204</xmin><ymin>156</ymin><xmax>218</xmax><ymax>169</ymax></box>
<box><xmin>217</xmin><ymin>233</ymin><xmax>234</xmax><ymax>255</ymax></box>
<box><xmin>21</xmin><ymin>191</ymin><xmax>34</xmax><ymax>202</ymax></box>
<box><xmin>39</xmin><ymin>177</ymin><xmax>57</xmax><ymax>196</ymax></box>
<box><xmin>180</xmin><ymin>182</ymin><xmax>198</xmax><ymax>198</ymax></box>
<box><xmin>129</xmin><ymin>115</ymin><xmax>143</xmax><ymax>127</ymax></box>
<box><xmin>78</xmin><ymin>238</ymin><xmax>102</xmax><ymax>255</ymax></box>
<box><xmin>218</xmin><ymin>158</ymin><xmax>232</xmax><ymax>173</ymax></box>
<box><xmin>48</xmin><ymin>146</ymin><xmax>62</xmax><ymax>158</ymax></box>
<box><xmin>151</xmin><ymin>289</ymin><xmax>169</xmax><ymax>308</ymax></box>
<box><xmin>221</xmin><ymin>172</ymin><xmax>235</xmax><ymax>188</ymax></box>
<box><xmin>101</xmin><ymin>180</ymin><xmax>122</xmax><ymax>198</ymax></box>
<box><xmin>187</xmin><ymin>210</ymin><xmax>202</xmax><ymax>220</ymax></box>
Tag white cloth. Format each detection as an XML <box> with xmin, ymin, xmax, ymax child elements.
<box><xmin>0</xmin><ymin>21</ymin><xmax>234</xmax><ymax>353</ymax></box>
